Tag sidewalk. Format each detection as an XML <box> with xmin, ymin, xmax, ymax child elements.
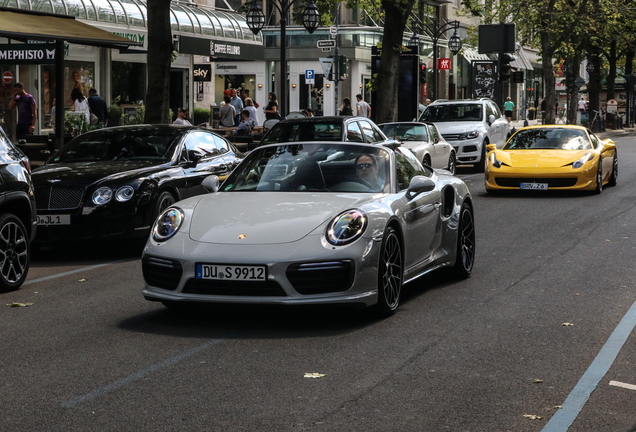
<box><xmin>510</xmin><ymin>118</ymin><xmax>636</xmax><ymax>139</ymax></box>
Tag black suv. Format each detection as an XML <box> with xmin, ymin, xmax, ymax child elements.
<box><xmin>0</xmin><ymin>127</ymin><xmax>36</xmax><ymax>291</ymax></box>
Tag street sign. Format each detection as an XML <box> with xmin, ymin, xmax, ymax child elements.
<box><xmin>574</xmin><ymin>77</ymin><xmax>585</xmax><ymax>89</ymax></box>
<box><xmin>3</xmin><ymin>71</ymin><xmax>12</xmax><ymax>84</ymax></box>
<box><xmin>438</xmin><ymin>58</ymin><xmax>451</xmax><ymax>70</ymax></box>
<box><xmin>305</xmin><ymin>70</ymin><xmax>315</xmax><ymax>85</ymax></box>
<box><xmin>317</xmin><ymin>40</ymin><xmax>336</xmax><ymax>49</ymax></box>
<box><xmin>319</xmin><ymin>57</ymin><xmax>333</xmax><ymax>77</ymax></box>
<box><xmin>330</xmin><ymin>26</ymin><xmax>338</xmax><ymax>35</ymax></box>
<box><xmin>607</xmin><ymin>99</ymin><xmax>618</xmax><ymax>113</ymax></box>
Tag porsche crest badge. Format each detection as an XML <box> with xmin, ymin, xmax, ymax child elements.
<box><xmin>238</xmin><ymin>234</ymin><xmax>247</xmax><ymax>240</ymax></box>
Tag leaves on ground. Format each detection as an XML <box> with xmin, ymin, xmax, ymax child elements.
<box><xmin>533</xmin><ymin>379</ymin><xmax>543</xmax><ymax>383</ymax></box>
<box><xmin>78</xmin><ymin>279</ymin><xmax>87</xmax><ymax>282</ymax></box>
<box><xmin>304</xmin><ymin>373</ymin><xmax>326</xmax><ymax>378</ymax></box>
<box><xmin>562</xmin><ymin>322</ymin><xmax>574</xmax><ymax>326</ymax></box>
<box><xmin>554</xmin><ymin>406</ymin><xmax>562</xmax><ymax>409</ymax></box>
<box><xmin>523</xmin><ymin>414</ymin><xmax>543</xmax><ymax>420</ymax></box>
<box><xmin>5</xmin><ymin>302</ymin><xmax>34</xmax><ymax>307</ymax></box>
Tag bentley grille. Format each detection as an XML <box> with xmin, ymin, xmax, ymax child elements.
<box><xmin>36</xmin><ymin>186</ymin><xmax>84</xmax><ymax>210</ymax></box>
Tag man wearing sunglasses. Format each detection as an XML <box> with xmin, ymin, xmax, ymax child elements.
<box><xmin>355</xmin><ymin>153</ymin><xmax>384</xmax><ymax>191</ymax></box>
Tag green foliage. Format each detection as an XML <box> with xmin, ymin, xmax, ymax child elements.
<box><xmin>123</xmin><ymin>107</ymin><xmax>145</xmax><ymax>125</ymax></box>
<box><xmin>193</xmin><ymin>107</ymin><xmax>211</xmax><ymax>125</ymax></box>
<box><xmin>108</xmin><ymin>105</ymin><xmax>123</xmax><ymax>120</ymax></box>
<box><xmin>64</xmin><ymin>112</ymin><xmax>99</xmax><ymax>136</ymax></box>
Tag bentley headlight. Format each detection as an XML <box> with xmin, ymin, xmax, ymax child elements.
<box><xmin>115</xmin><ymin>185</ymin><xmax>135</xmax><ymax>202</ymax></box>
<box><xmin>152</xmin><ymin>207</ymin><xmax>184</xmax><ymax>242</ymax></box>
<box><xmin>490</xmin><ymin>152</ymin><xmax>502</xmax><ymax>168</ymax></box>
<box><xmin>92</xmin><ymin>187</ymin><xmax>113</xmax><ymax>205</ymax></box>
<box><xmin>326</xmin><ymin>210</ymin><xmax>367</xmax><ymax>246</ymax></box>
<box><xmin>573</xmin><ymin>152</ymin><xmax>593</xmax><ymax>169</ymax></box>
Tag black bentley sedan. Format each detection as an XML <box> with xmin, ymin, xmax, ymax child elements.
<box><xmin>32</xmin><ymin>125</ymin><xmax>243</xmax><ymax>245</ymax></box>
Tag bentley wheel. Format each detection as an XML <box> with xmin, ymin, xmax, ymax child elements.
<box><xmin>155</xmin><ymin>191</ymin><xmax>176</xmax><ymax>216</ymax></box>
<box><xmin>0</xmin><ymin>214</ymin><xmax>30</xmax><ymax>291</ymax></box>
<box><xmin>447</xmin><ymin>152</ymin><xmax>456</xmax><ymax>175</ymax></box>
<box><xmin>594</xmin><ymin>161</ymin><xmax>603</xmax><ymax>194</ymax></box>
<box><xmin>376</xmin><ymin>227</ymin><xmax>403</xmax><ymax>315</ymax></box>
<box><xmin>608</xmin><ymin>152</ymin><xmax>618</xmax><ymax>186</ymax></box>
<box><xmin>452</xmin><ymin>204</ymin><xmax>475</xmax><ymax>278</ymax></box>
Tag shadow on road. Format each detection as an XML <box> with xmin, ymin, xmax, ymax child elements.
<box><xmin>31</xmin><ymin>241</ymin><xmax>144</xmax><ymax>268</ymax></box>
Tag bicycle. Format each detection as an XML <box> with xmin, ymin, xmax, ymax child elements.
<box><xmin>590</xmin><ymin>109</ymin><xmax>605</xmax><ymax>132</ymax></box>
<box><xmin>556</xmin><ymin>108</ymin><xmax>566</xmax><ymax>124</ymax></box>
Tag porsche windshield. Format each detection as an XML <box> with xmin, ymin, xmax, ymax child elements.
<box><xmin>420</xmin><ymin>104</ymin><xmax>483</xmax><ymax>122</ymax></box>
<box><xmin>260</xmin><ymin>122</ymin><xmax>343</xmax><ymax>144</ymax></box>
<box><xmin>222</xmin><ymin>144</ymin><xmax>390</xmax><ymax>193</ymax></box>
<box><xmin>380</xmin><ymin>124</ymin><xmax>428</xmax><ymax>141</ymax></box>
<box><xmin>504</xmin><ymin>128</ymin><xmax>591</xmax><ymax>150</ymax></box>
<box><xmin>50</xmin><ymin>129</ymin><xmax>182</xmax><ymax>163</ymax></box>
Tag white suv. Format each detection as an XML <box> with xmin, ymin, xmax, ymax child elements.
<box><xmin>418</xmin><ymin>98</ymin><xmax>510</xmax><ymax>172</ymax></box>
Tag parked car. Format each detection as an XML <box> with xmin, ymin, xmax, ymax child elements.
<box><xmin>0</xmin><ymin>126</ymin><xmax>36</xmax><ymax>291</ymax></box>
<box><xmin>378</xmin><ymin>122</ymin><xmax>457</xmax><ymax>174</ymax></box>
<box><xmin>259</xmin><ymin>116</ymin><xmax>399</xmax><ymax>147</ymax></box>
<box><xmin>32</xmin><ymin>125</ymin><xmax>243</xmax><ymax>246</ymax></box>
<box><xmin>142</xmin><ymin>141</ymin><xmax>475</xmax><ymax>315</ymax></box>
<box><xmin>419</xmin><ymin>98</ymin><xmax>510</xmax><ymax>172</ymax></box>
<box><xmin>485</xmin><ymin>125</ymin><xmax>617</xmax><ymax>193</ymax></box>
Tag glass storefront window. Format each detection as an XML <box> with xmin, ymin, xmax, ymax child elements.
<box><xmin>299</xmin><ymin>74</ymin><xmax>324</xmax><ymax>116</ymax></box>
<box><xmin>64</xmin><ymin>61</ymin><xmax>95</xmax><ymax>108</ymax></box>
<box><xmin>41</xmin><ymin>65</ymin><xmax>56</xmax><ymax>129</ymax></box>
<box><xmin>111</xmin><ymin>61</ymin><xmax>146</xmax><ymax>106</ymax></box>
<box><xmin>214</xmin><ymin>74</ymin><xmax>255</xmax><ymax>107</ymax></box>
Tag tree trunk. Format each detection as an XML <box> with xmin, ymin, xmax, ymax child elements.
<box><xmin>568</xmin><ymin>52</ymin><xmax>581</xmax><ymax>124</ymax></box>
<box><xmin>588</xmin><ymin>53</ymin><xmax>602</xmax><ymax>119</ymax></box>
<box><xmin>606</xmin><ymin>40</ymin><xmax>617</xmax><ymax>100</ymax></box>
<box><xmin>374</xmin><ymin>0</ymin><xmax>416</xmax><ymax>124</ymax></box>
<box><xmin>145</xmin><ymin>0</ymin><xmax>172</xmax><ymax>124</ymax></box>
<box><xmin>541</xmin><ymin>31</ymin><xmax>556</xmax><ymax>124</ymax></box>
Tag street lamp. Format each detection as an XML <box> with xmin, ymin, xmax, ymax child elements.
<box><xmin>245</xmin><ymin>0</ymin><xmax>321</xmax><ymax>118</ymax></box>
<box><xmin>421</xmin><ymin>18</ymin><xmax>462</xmax><ymax>101</ymax></box>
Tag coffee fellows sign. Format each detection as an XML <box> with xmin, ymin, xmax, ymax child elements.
<box><xmin>0</xmin><ymin>44</ymin><xmax>57</xmax><ymax>64</ymax></box>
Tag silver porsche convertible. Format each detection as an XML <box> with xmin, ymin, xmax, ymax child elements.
<box><xmin>142</xmin><ymin>142</ymin><xmax>475</xmax><ymax>315</ymax></box>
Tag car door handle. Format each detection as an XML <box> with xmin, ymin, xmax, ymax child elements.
<box><xmin>434</xmin><ymin>202</ymin><xmax>442</xmax><ymax>211</ymax></box>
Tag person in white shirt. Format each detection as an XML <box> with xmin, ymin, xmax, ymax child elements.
<box><xmin>71</xmin><ymin>88</ymin><xmax>90</xmax><ymax>123</ymax></box>
<box><xmin>578</xmin><ymin>98</ymin><xmax>587</xmax><ymax>113</ymax></box>
<box><xmin>243</xmin><ymin>98</ymin><xmax>259</xmax><ymax>126</ymax></box>
<box><xmin>173</xmin><ymin>108</ymin><xmax>192</xmax><ymax>125</ymax></box>
<box><xmin>356</xmin><ymin>94</ymin><xmax>371</xmax><ymax>118</ymax></box>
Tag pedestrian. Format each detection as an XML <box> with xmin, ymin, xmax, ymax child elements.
<box><xmin>339</xmin><ymin>97</ymin><xmax>353</xmax><ymax>116</ymax></box>
<box><xmin>578</xmin><ymin>98</ymin><xmax>587</xmax><ymax>113</ymax></box>
<box><xmin>356</xmin><ymin>94</ymin><xmax>371</xmax><ymax>118</ymax></box>
<box><xmin>88</xmin><ymin>88</ymin><xmax>108</xmax><ymax>127</ymax></box>
<box><xmin>229</xmin><ymin>89</ymin><xmax>244</xmax><ymax>126</ymax></box>
<box><xmin>264</xmin><ymin>92</ymin><xmax>280</xmax><ymax>120</ymax></box>
<box><xmin>243</xmin><ymin>98</ymin><xmax>259</xmax><ymax>126</ymax></box>
<box><xmin>301</xmin><ymin>108</ymin><xmax>314</xmax><ymax>117</ymax></box>
<box><xmin>503</xmin><ymin>97</ymin><xmax>514</xmax><ymax>125</ymax></box>
<box><xmin>232</xmin><ymin>110</ymin><xmax>255</xmax><ymax>136</ymax></box>
<box><xmin>173</xmin><ymin>108</ymin><xmax>192</xmax><ymax>126</ymax></box>
<box><xmin>425</xmin><ymin>98</ymin><xmax>431</xmax><ymax>106</ymax></box>
<box><xmin>71</xmin><ymin>88</ymin><xmax>91</xmax><ymax>124</ymax></box>
<box><xmin>219</xmin><ymin>96</ymin><xmax>236</xmax><ymax>127</ymax></box>
<box><xmin>241</xmin><ymin>89</ymin><xmax>259</xmax><ymax>109</ymax></box>
<box><xmin>8</xmin><ymin>82</ymin><xmax>37</xmax><ymax>137</ymax></box>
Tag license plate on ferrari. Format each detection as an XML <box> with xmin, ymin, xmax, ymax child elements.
<box><xmin>37</xmin><ymin>215</ymin><xmax>71</xmax><ymax>225</ymax></box>
<box><xmin>196</xmin><ymin>264</ymin><xmax>267</xmax><ymax>281</ymax></box>
<box><xmin>520</xmin><ymin>183</ymin><xmax>548</xmax><ymax>190</ymax></box>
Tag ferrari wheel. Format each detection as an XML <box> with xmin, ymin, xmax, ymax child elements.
<box><xmin>608</xmin><ymin>152</ymin><xmax>618</xmax><ymax>186</ymax></box>
<box><xmin>0</xmin><ymin>214</ymin><xmax>30</xmax><ymax>291</ymax></box>
<box><xmin>447</xmin><ymin>152</ymin><xmax>456</xmax><ymax>175</ymax></box>
<box><xmin>452</xmin><ymin>203</ymin><xmax>475</xmax><ymax>278</ymax></box>
<box><xmin>376</xmin><ymin>227</ymin><xmax>403</xmax><ymax>315</ymax></box>
<box><xmin>594</xmin><ymin>161</ymin><xmax>603</xmax><ymax>194</ymax></box>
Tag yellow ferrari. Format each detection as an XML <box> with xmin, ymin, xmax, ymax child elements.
<box><xmin>485</xmin><ymin>125</ymin><xmax>617</xmax><ymax>193</ymax></box>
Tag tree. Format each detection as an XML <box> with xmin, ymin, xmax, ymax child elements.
<box><xmin>145</xmin><ymin>0</ymin><xmax>172</xmax><ymax>124</ymax></box>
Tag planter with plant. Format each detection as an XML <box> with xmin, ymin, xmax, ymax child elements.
<box><xmin>193</xmin><ymin>107</ymin><xmax>210</xmax><ymax>125</ymax></box>
<box><xmin>108</xmin><ymin>105</ymin><xmax>123</xmax><ymax>126</ymax></box>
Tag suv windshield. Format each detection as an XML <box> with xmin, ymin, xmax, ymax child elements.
<box><xmin>261</xmin><ymin>122</ymin><xmax>342</xmax><ymax>144</ymax></box>
<box><xmin>419</xmin><ymin>104</ymin><xmax>483</xmax><ymax>122</ymax></box>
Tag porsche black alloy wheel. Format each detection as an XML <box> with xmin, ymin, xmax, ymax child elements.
<box><xmin>452</xmin><ymin>204</ymin><xmax>475</xmax><ymax>278</ymax></box>
<box><xmin>594</xmin><ymin>161</ymin><xmax>603</xmax><ymax>194</ymax></box>
<box><xmin>376</xmin><ymin>226</ymin><xmax>403</xmax><ymax>315</ymax></box>
<box><xmin>608</xmin><ymin>152</ymin><xmax>618</xmax><ymax>186</ymax></box>
<box><xmin>0</xmin><ymin>213</ymin><xmax>30</xmax><ymax>291</ymax></box>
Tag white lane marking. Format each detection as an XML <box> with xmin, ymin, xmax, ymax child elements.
<box><xmin>609</xmin><ymin>380</ymin><xmax>636</xmax><ymax>391</ymax></box>
<box><xmin>542</xmin><ymin>300</ymin><xmax>636</xmax><ymax>431</ymax></box>
<box><xmin>24</xmin><ymin>261</ymin><xmax>125</xmax><ymax>286</ymax></box>
<box><xmin>61</xmin><ymin>338</ymin><xmax>228</xmax><ymax>408</ymax></box>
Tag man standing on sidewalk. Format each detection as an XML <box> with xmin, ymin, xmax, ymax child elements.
<box><xmin>88</xmin><ymin>88</ymin><xmax>108</xmax><ymax>127</ymax></box>
<box><xmin>356</xmin><ymin>94</ymin><xmax>371</xmax><ymax>118</ymax></box>
<box><xmin>8</xmin><ymin>82</ymin><xmax>36</xmax><ymax>137</ymax></box>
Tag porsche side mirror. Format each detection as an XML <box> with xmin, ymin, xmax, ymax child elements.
<box><xmin>406</xmin><ymin>176</ymin><xmax>435</xmax><ymax>199</ymax></box>
<box><xmin>486</xmin><ymin>144</ymin><xmax>496</xmax><ymax>152</ymax></box>
<box><xmin>202</xmin><ymin>175</ymin><xmax>220</xmax><ymax>193</ymax></box>
<box><xmin>488</xmin><ymin>114</ymin><xmax>495</xmax><ymax>125</ymax></box>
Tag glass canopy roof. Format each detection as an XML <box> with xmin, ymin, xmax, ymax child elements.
<box><xmin>0</xmin><ymin>0</ymin><xmax>261</xmax><ymax>42</ymax></box>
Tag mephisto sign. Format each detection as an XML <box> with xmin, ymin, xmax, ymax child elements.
<box><xmin>0</xmin><ymin>44</ymin><xmax>57</xmax><ymax>64</ymax></box>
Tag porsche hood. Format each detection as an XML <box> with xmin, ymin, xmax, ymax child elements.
<box><xmin>188</xmin><ymin>192</ymin><xmax>371</xmax><ymax>244</ymax></box>
<box><xmin>495</xmin><ymin>149</ymin><xmax>592</xmax><ymax>168</ymax></box>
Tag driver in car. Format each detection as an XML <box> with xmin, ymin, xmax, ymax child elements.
<box><xmin>355</xmin><ymin>154</ymin><xmax>384</xmax><ymax>191</ymax></box>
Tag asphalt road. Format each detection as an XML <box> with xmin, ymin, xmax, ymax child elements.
<box><xmin>2</xmin><ymin>134</ymin><xmax>636</xmax><ymax>431</ymax></box>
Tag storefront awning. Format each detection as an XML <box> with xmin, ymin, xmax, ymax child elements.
<box><xmin>0</xmin><ymin>7</ymin><xmax>140</xmax><ymax>48</ymax></box>
<box><xmin>511</xmin><ymin>48</ymin><xmax>534</xmax><ymax>71</ymax></box>
<box><xmin>461</xmin><ymin>47</ymin><xmax>491</xmax><ymax>62</ymax></box>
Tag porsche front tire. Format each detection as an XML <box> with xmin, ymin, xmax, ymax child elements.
<box><xmin>452</xmin><ymin>203</ymin><xmax>475</xmax><ymax>278</ymax></box>
<box><xmin>375</xmin><ymin>227</ymin><xmax>403</xmax><ymax>316</ymax></box>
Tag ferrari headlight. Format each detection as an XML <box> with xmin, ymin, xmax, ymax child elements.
<box><xmin>152</xmin><ymin>207</ymin><xmax>184</xmax><ymax>242</ymax></box>
<box><xmin>115</xmin><ymin>185</ymin><xmax>135</xmax><ymax>202</ymax></box>
<box><xmin>92</xmin><ymin>187</ymin><xmax>113</xmax><ymax>205</ymax></box>
<box><xmin>573</xmin><ymin>152</ymin><xmax>593</xmax><ymax>169</ymax></box>
<box><xmin>490</xmin><ymin>152</ymin><xmax>502</xmax><ymax>168</ymax></box>
<box><xmin>326</xmin><ymin>209</ymin><xmax>367</xmax><ymax>246</ymax></box>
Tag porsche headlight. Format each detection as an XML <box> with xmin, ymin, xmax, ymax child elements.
<box><xmin>115</xmin><ymin>185</ymin><xmax>135</xmax><ymax>202</ymax></box>
<box><xmin>573</xmin><ymin>152</ymin><xmax>593</xmax><ymax>169</ymax></box>
<box><xmin>152</xmin><ymin>207</ymin><xmax>184</xmax><ymax>242</ymax></box>
<box><xmin>92</xmin><ymin>187</ymin><xmax>113</xmax><ymax>205</ymax></box>
<box><xmin>490</xmin><ymin>152</ymin><xmax>502</xmax><ymax>168</ymax></box>
<box><xmin>326</xmin><ymin>210</ymin><xmax>367</xmax><ymax>246</ymax></box>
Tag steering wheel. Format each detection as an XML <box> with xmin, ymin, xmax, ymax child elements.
<box><xmin>350</xmin><ymin>177</ymin><xmax>373</xmax><ymax>190</ymax></box>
